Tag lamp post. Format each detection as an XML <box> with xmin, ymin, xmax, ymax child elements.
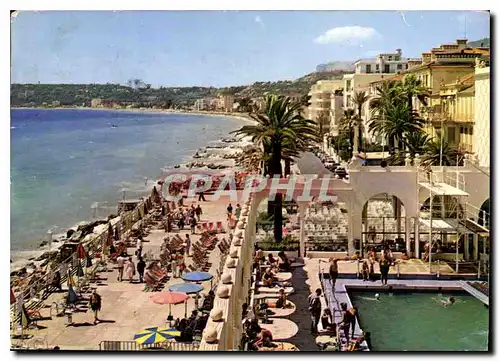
<box><xmin>47</xmin><ymin>230</ymin><xmax>53</xmax><ymax>251</ymax></box>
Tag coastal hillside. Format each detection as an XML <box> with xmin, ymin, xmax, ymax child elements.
<box><xmin>468</xmin><ymin>37</ymin><xmax>490</xmax><ymax>48</ymax></box>
<box><xmin>11</xmin><ymin>70</ymin><xmax>349</xmax><ymax>108</ymax></box>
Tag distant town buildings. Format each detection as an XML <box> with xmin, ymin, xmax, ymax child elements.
<box><xmin>473</xmin><ymin>62</ymin><xmax>490</xmax><ymax>167</ymax></box>
<box><xmin>218</xmin><ymin>94</ymin><xmax>234</xmax><ymax>112</ymax></box>
<box><xmin>91</xmin><ymin>98</ymin><xmax>102</xmax><ymax>108</ymax></box>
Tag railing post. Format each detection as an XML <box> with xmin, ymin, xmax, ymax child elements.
<box><xmin>396</xmin><ymin>262</ymin><xmax>400</xmax><ymax>279</ymax></box>
<box><xmin>478</xmin><ymin>260</ymin><xmax>481</xmax><ymax>279</ymax></box>
<box><xmin>437</xmin><ymin>260</ymin><xmax>440</xmax><ymax>279</ymax></box>
<box><xmin>356</xmin><ymin>260</ymin><xmax>360</xmax><ymax>279</ymax></box>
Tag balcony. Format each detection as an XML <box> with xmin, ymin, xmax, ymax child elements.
<box><xmin>426</xmin><ymin>111</ymin><xmax>474</xmax><ymax>124</ymax></box>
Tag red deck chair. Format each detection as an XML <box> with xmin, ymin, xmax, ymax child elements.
<box><xmin>216</xmin><ymin>221</ymin><xmax>223</xmax><ymax>233</ymax></box>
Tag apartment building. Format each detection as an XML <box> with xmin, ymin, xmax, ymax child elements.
<box><xmin>307</xmin><ymin>79</ymin><xmax>344</xmax><ymax>127</ymax></box>
<box><xmin>218</xmin><ymin>94</ymin><xmax>234</xmax><ymax>112</ymax></box>
<box><xmin>473</xmin><ymin>62</ymin><xmax>490</xmax><ymax>168</ymax></box>
<box><xmin>354</xmin><ymin>49</ymin><xmax>408</xmax><ymax>75</ymax></box>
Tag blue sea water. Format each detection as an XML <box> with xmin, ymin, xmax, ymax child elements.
<box><xmin>10</xmin><ymin>109</ymin><xmax>245</xmax><ymax>256</ymax></box>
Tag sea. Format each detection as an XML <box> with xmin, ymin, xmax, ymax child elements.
<box><xmin>10</xmin><ymin>108</ymin><xmax>246</xmax><ymax>262</ymax></box>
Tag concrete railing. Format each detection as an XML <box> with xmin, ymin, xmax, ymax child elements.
<box><xmin>198</xmin><ymin>195</ymin><xmax>257</xmax><ymax>351</ymax></box>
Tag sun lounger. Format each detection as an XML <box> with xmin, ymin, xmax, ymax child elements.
<box><xmin>143</xmin><ymin>274</ymin><xmax>163</xmax><ymax>292</ymax></box>
<box><xmin>216</xmin><ymin>221</ymin><xmax>224</xmax><ymax>233</ymax></box>
<box><xmin>257</xmin><ymin>286</ymin><xmax>295</xmax><ymax>296</ymax></box>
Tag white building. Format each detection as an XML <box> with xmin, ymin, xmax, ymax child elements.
<box><xmin>354</xmin><ymin>49</ymin><xmax>408</xmax><ymax>75</ymax></box>
<box><xmin>307</xmin><ymin>79</ymin><xmax>344</xmax><ymax>125</ymax></box>
<box><xmin>473</xmin><ymin>64</ymin><xmax>490</xmax><ymax>168</ymax></box>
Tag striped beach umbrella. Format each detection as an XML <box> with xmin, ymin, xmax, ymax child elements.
<box><xmin>76</xmin><ymin>261</ymin><xmax>85</xmax><ymax>277</ymax></box>
<box><xmin>134</xmin><ymin>327</ymin><xmax>180</xmax><ymax>345</ymax></box>
<box><xmin>67</xmin><ymin>284</ymin><xmax>78</xmax><ymax>304</ymax></box>
<box><xmin>76</xmin><ymin>243</ymin><xmax>87</xmax><ymax>259</ymax></box>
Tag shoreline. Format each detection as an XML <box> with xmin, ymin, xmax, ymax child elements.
<box><xmin>11</xmin><ymin>106</ymin><xmax>255</xmax><ymax>124</ymax></box>
<box><xmin>10</xmin><ymin>109</ymin><xmax>253</xmax><ymax>272</ymax></box>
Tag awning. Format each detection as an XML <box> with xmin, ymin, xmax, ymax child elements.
<box><xmin>418</xmin><ymin>182</ymin><xmax>469</xmax><ymax>196</ymax></box>
<box><xmin>459</xmin><ymin>219</ymin><xmax>490</xmax><ymax>237</ymax></box>
<box><xmin>419</xmin><ymin>218</ymin><xmax>455</xmax><ymax>231</ymax></box>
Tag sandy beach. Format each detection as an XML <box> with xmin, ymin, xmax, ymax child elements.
<box><xmin>10</xmin><ymin>122</ymin><xmax>255</xmax><ymax>350</ymax></box>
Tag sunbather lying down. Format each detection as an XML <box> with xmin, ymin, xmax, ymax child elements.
<box><xmin>265</xmin><ymin>288</ymin><xmax>290</xmax><ymax>309</ymax></box>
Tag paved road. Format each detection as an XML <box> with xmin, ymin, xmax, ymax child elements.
<box><xmin>295</xmin><ymin>152</ymin><xmax>333</xmax><ymax>176</ymax></box>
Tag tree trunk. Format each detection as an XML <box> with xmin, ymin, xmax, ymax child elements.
<box><xmin>271</xmin><ymin>141</ymin><xmax>283</xmax><ymax>241</ymax></box>
<box><xmin>284</xmin><ymin>159</ymin><xmax>291</xmax><ymax>176</ymax></box>
<box><xmin>273</xmin><ymin>192</ymin><xmax>283</xmax><ymax>242</ymax></box>
<box><xmin>358</xmin><ymin>120</ymin><xmax>363</xmax><ymax>152</ymax></box>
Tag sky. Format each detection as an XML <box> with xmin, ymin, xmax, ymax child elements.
<box><xmin>10</xmin><ymin>10</ymin><xmax>490</xmax><ymax>87</ymax></box>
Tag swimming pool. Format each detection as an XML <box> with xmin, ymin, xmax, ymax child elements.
<box><xmin>349</xmin><ymin>290</ymin><xmax>489</xmax><ymax>351</ymax></box>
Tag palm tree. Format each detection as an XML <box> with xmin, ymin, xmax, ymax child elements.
<box><xmin>237</xmin><ymin>97</ymin><xmax>253</xmax><ymax>113</ymax></box>
<box><xmin>399</xmin><ymin>74</ymin><xmax>429</xmax><ymax>115</ymax></box>
<box><xmin>404</xmin><ymin>131</ymin><xmax>431</xmax><ymax>159</ymax></box>
<box><xmin>316</xmin><ymin>110</ymin><xmax>330</xmax><ymax>151</ymax></box>
<box><xmin>339</xmin><ymin>108</ymin><xmax>356</xmax><ymax>159</ymax></box>
<box><xmin>422</xmin><ymin>138</ymin><xmax>461</xmax><ymax>166</ymax></box>
<box><xmin>231</xmin><ymin>95</ymin><xmax>318</xmax><ymax>241</ymax></box>
<box><xmin>370</xmin><ymin>102</ymin><xmax>425</xmax><ymax>152</ymax></box>
<box><xmin>352</xmin><ymin>90</ymin><xmax>370</xmax><ymax>151</ymax></box>
<box><xmin>369</xmin><ymin>80</ymin><xmax>402</xmax><ymax>150</ymax></box>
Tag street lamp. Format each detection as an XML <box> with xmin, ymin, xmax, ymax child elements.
<box><xmin>47</xmin><ymin>230</ymin><xmax>53</xmax><ymax>251</ymax></box>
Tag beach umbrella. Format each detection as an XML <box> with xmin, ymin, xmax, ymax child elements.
<box><xmin>107</xmin><ymin>223</ymin><xmax>114</xmax><ymax>247</ymax></box>
<box><xmin>133</xmin><ymin>327</ymin><xmax>181</xmax><ymax>345</ymax></box>
<box><xmin>150</xmin><ymin>291</ymin><xmax>189</xmax><ymax>305</ymax></box>
<box><xmin>114</xmin><ymin>225</ymin><xmax>120</xmax><ymax>240</ymax></box>
<box><xmin>10</xmin><ymin>288</ymin><xmax>16</xmax><ymax>305</ymax></box>
<box><xmin>66</xmin><ymin>269</ymin><xmax>75</xmax><ymax>287</ymax></box>
<box><xmin>76</xmin><ymin>261</ymin><xmax>85</xmax><ymax>277</ymax></box>
<box><xmin>168</xmin><ymin>283</ymin><xmax>203</xmax><ymax>294</ymax></box>
<box><xmin>67</xmin><ymin>284</ymin><xmax>78</xmax><ymax>304</ymax></box>
<box><xmin>19</xmin><ymin>303</ymin><xmax>31</xmax><ymax>329</ymax></box>
<box><xmin>181</xmin><ymin>271</ymin><xmax>213</xmax><ymax>283</ymax></box>
<box><xmin>76</xmin><ymin>243</ymin><xmax>87</xmax><ymax>259</ymax></box>
<box><xmin>150</xmin><ymin>291</ymin><xmax>189</xmax><ymax>319</ymax></box>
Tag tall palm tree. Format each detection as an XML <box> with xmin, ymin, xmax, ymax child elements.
<box><xmin>370</xmin><ymin>102</ymin><xmax>425</xmax><ymax>152</ymax></box>
<box><xmin>232</xmin><ymin>95</ymin><xmax>318</xmax><ymax>241</ymax></box>
<box><xmin>399</xmin><ymin>74</ymin><xmax>429</xmax><ymax>115</ymax></box>
<box><xmin>316</xmin><ymin>110</ymin><xmax>330</xmax><ymax>151</ymax></box>
<box><xmin>339</xmin><ymin>108</ymin><xmax>356</xmax><ymax>157</ymax></box>
<box><xmin>352</xmin><ymin>90</ymin><xmax>370</xmax><ymax>151</ymax></box>
<box><xmin>369</xmin><ymin>80</ymin><xmax>402</xmax><ymax>150</ymax></box>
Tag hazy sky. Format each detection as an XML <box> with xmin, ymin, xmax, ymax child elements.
<box><xmin>11</xmin><ymin>10</ymin><xmax>490</xmax><ymax>87</ymax></box>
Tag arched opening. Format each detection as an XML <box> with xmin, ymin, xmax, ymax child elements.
<box><xmin>420</xmin><ymin>196</ymin><xmax>464</xmax><ymax>219</ymax></box>
<box><xmin>304</xmin><ymin>197</ymin><xmax>348</xmax><ymax>253</ymax></box>
<box><xmin>478</xmin><ymin>198</ymin><xmax>490</xmax><ymax>229</ymax></box>
<box><xmin>362</xmin><ymin>194</ymin><xmax>410</xmax><ymax>254</ymax></box>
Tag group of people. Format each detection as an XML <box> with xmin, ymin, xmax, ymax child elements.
<box><xmin>169</xmin><ymin>204</ymin><xmax>203</xmax><ymax>234</ymax></box>
<box><xmin>359</xmin><ymin>246</ymin><xmax>396</xmax><ymax>285</ymax></box>
<box><xmin>226</xmin><ymin>203</ymin><xmax>241</xmax><ymax>220</ymax></box>
<box><xmin>253</xmin><ymin>250</ymin><xmax>293</xmax><ymax>286</ymax></box>
<box><xmin>243</xmin><ymin>318</ymin><xmax>275</xmax><ymax>350</ymax></box>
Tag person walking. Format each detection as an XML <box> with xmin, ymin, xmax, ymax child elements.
<box><xmin>137</xmin><ymin>257</ymin><xmax>146</xmax><ymax>283</ymax></box>
<box><xmin>198</xmin><ymin>191</ymin><xmax>206</xmax><ymax>202</ymax></box>
<box><xmin>171</xmin><ymin>251</ymin><xmax>178</xmax><ymax>278</ymax></box>
<box><xmin>190</xmin><ymin>215</ymin><xmax>197</xmax><ymax>234</ymax></box>
<box><xmin>89</xmin><ymin>290</ymin><xmax>102</xmax><ymax>325</ymax></box>
<box><xmin>116</xmin><ymin>254</ymin><xmax>127</xmax><ymax>282</ymax></box>
<box><xmin>329</xmin><ymin>258</ymin><xmax>339</xmax><ymax>290</ymax></box>
<box><xmin>125</xmin><ymin>257</ymin><xmax>136</xmax><ymax>283</ymax></box>
<box><xmin>308</xmin><ymin>288</ymin><xmax>322</xmax><ymax>335</ymax></box>
<box><xmin>227</xmin><ymin>203</ymin><xmax>233</xmax><ymax>219</ymax></box>
<box><xmin>136</xmin><ymin>236</ymin><xmax>143</xmax><ymax>259</ymax></box>
<box><xmin>185</xmin><ymin>234</ymin><xmax>191</xmax><ymax>257</ymax></box>
<box><xmin>234</xmin><ymin>203</ymin><xmax>242</xmax><ymax>219</ymax></box>
<box><xmin>195</xmin><ymin>204</ymin><xmax>202</xmax><ymax>222</ymax></box>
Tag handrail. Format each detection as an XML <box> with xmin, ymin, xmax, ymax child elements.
<box><xmin>98</xmin><ymin>340</ymin><xmax>200</xmax><ymax>351</ymax></box>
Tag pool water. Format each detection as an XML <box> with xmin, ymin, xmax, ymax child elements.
<box><xmin>350</xmin><ymin>291</ymin><xmax>489</xmax><ymax>351</ymax></box>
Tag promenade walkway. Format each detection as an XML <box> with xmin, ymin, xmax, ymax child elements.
<box><xmin>12</xmin><ymin>196</ymin><xmax>231</xmax><ymax>350</ymax></box>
